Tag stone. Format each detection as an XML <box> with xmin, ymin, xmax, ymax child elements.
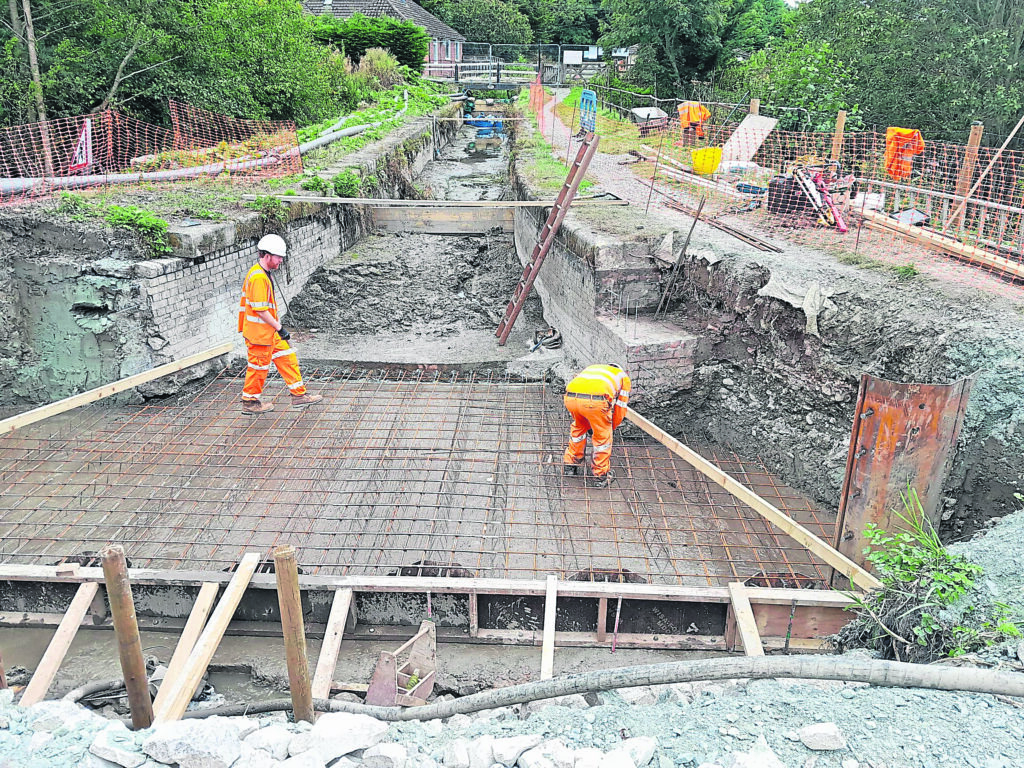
<box><xmin>615</xmin><ymin>738</ymin><xmax>657</xmax><ymax>768</ymax></box>
<box><xmin>443</xmin><ymin>739</ymin><xmax>471</xmax><ymax>768</ymax></box>
<box><xmin>798</xmin><ymin>723</ymin><xmax>847</xmax><ymax>751</ymax></box>
<box><xmin>78</xmin><ymin>755</ymin><xmax>124</xmax><ymax>768</ymax></box>
<box><xmin>720</xmin><ymin>736</ymin><xmax>785</xmax><ymax>768</ymax></box>
<box><xmin>245</xmin><ymin>723</ymin><xmax>294</xmax><ymax>760</ymax></box>
<box><xmin>522</xmin><ymin>695</ymin><xmax>590</xmax><ymax>716</ymax></box>
<box><xmin>493</xmin><ymin>734</ymin><xmax>543</xmax><ymax>766</ymax></box>
<box><xmin>539</xmin><ymin>740</ymin><xmax>575</xmax><ymax>768</ymax></box>
<box><xmin>575</xmin><ymin>748</ymin><xmax>604</xmax><ymax>768</ymax></box>
<box><xmin>281</xmin><ymin>751</ymin><xmax>327</xmax><ymax>768</ymax></box>
<box><xmin>364</xmin><ymin>742</ymin><xmax>410</xmax><ymax>768</ymax></box>
<box><xmin>29</xmin><ymin>700</ymin><xmax>100</xmax><ymax>733</ymax></box>
<box><xmin>90</xmin><ymin>724</ymin><xmax>146</xmax><ymax>768</ymax></box>
<box><xmin>615</xmin><ymin>688</ymin><xmax>658</xmax><ymax>707</ymax></box>
<box><xmin>142</xmin><ymin>718</ymin><xmax>241</xmax><ymax>768</ymax></box>
<box><xmin>598</xmin><ymin>751</ymin><xmax>636</xmax><ymax>768</ymax></box>
<box><xmin>233</xmin><ymin>743</ymin><xmax>282</xmax><ymax>768</ymax></box>
<box><xmin>842</xmin><ymin>760</ymin><xmax>859</xmax><ymax>768</ymax></box>
<box><xmin>467</xmin><ymin>735</ymin><xmax>495</xmax><ymax>768</ymax></box>
<box><xmin>447</xmin><ymin>714</ymin><xmax>473</xmax><ymax>730</ymax></box>
<box><xmin>518</xmin><ymin>748</ymin><xmax>555</xmax><ymax>768</ymax></box>
<box><xmin>287</xmin><ymin>712</ymin><xmax>387</xmax><ymax>763</ymax></box>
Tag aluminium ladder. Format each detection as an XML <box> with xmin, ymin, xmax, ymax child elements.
<box><xmin>495</xmin><ymin>131</ymin><xmax>600</xmax><ymax>345</ymax></box>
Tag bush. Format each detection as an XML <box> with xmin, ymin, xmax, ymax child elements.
<box><xmin>357</xmin><ymin>48</ymin><xmax>404</xmax><ymax>90</ymax></box>
<box><xmin>332</xmin><ymin>169</ymin><xmax>361</xmax><ymax>197</ymax></box>
<box><xmin>313</xmin><ymin>13</ymin><xmax>428</xmax><ymax>72</ymax></box>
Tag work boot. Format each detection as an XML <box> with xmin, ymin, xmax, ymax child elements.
<box><xmin>241</xmin><ymin>400</ymin><xmax>274</xmax><ymax>415</ymax></box>
<box><xmin>563</xmin><ymin>463</ymin><xmax>581</xmax><ymax>476</ymax></box>
<box><xmin>591</xmin><ymin>472</ymin><xmax>615</xmax><ymax>489</ymax></box>
<box><xmin>291</xmin><ymin>393</ymin><xmax>324</xmax><ymax>407</ymax></box>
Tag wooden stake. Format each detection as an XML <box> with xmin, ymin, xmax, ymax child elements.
<box><xmin>727</xmin><ymin>582</ymin><xmax>764</xmax><ymax>656</ymax></box>
<box><xmin>830</xmin><ymin>110</ymin><xmax>847</xmax><ymax>162</ymax></box>
<box><xmin>625</xmin><ymin>408</ymin><xmax>882</xmax><ymax>592</ymax></box>
<box><xmin>749</xmin><ymin>99</ymin><xmax>760</xmax><ymax>116</ymax></box>
<box><xmin>20</xmin><ymin>582</ymin><xmax>99</xmax><ymax>706</ymax></box>
<box><xmin>100</xmin><ymin>545</ymin><xmax>153</xmax><ymax>728</ymax></box>
<box><xmin>152</xmin><ymin>582</ymin><xmax>218</xmax><ymax>714</ymax></box>
<box><xmin>275</xmin><ymin>546</ymin><xmax>314</xmax><ymax>723</ymax></box>
<box><xmin>952</xmin><ymin>122</ymin><xmax>984</xmax><ymax>229</ymax></box>
<box><xmin>311</xmin><ymin>588</ymin><xmax>352</xmax><ymax>701</ymax></box>
<box><xmin>152</xmin><ymin>553</ymin><xmax>259</xmax><ymax>722</ymax></box>
<box><xmin>540</xmin><ymin>575</ymin><xmax>558</xmax><ymax>680</ymax></box>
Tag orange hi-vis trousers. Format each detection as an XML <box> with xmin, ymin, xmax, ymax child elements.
<box><xmin>242</xmin><ymin>337</ymin><xmax>307</xmax><ymax>401</ymax></box>
<box><xmin>563</xmin><ymin>393</ymin><xmax>614</xmax><ymax>477</ymax></box>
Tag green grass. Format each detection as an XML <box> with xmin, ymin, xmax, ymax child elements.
<box><xmin>836</xmin><ymin>252</ymin><xmax>920</xmax><ymax>279</ymax></box>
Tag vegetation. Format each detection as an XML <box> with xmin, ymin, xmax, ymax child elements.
<box><xmin>832</xmin><ymin>488</ymin><xmax>1022</xmax><ymax>662</ymax></box>
<box><xmin>312</xmin><ymin>13</ymin><xmax>428</xmax><ymax>71</ymax></box>
<box><xmin>57</xmin><ymin>192</ymin><xmax>173</xmax><ymax>257</ymax></box>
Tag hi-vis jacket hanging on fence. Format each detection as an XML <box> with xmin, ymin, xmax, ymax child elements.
<box><xmin>884</xmin><ymin>127</ymin><xmax>925</xmax><ymax>181</ymax></box>
<box><xmin>678</xmin><ymin>101</ymin><xmax>711</xmax><ymax>138</ymax></box>
<box><xmin>563</xmin><ymin>364</ymin><xmax>632</xmax><ymax>487</ymax></box>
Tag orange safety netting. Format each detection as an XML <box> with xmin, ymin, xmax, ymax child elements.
<box><xmin>0</xmin><ymin>103</ymin><xmax>301</xmax><ymax>206</ymax></box>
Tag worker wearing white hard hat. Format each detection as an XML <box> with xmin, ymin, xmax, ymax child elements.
<box><xmin>236</xmin><ymin>234</ymin><xmax>322</xmax><ymax>414</ymax></box>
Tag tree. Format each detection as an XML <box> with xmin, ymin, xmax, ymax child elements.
<box><xmin>312</xmin><ymin>13</ymin><xmax>428</xmax><ymax>71</ymax></box>
<box><xmin>433</xmin><ymin>0</ymin><xmax>534</xmax><ymax>45</ymax></box>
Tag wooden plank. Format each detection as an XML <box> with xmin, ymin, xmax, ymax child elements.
<box><xmin>242</xmin><ymin>195</ymin><xmax>628</xmax><ymax>208</ymax></box>
<box><xmin>468</xmin><ymin>591</ymin><xmax>479</xmax><ymax>638</ymax></box>
<box><xmin>0</xmin><ymin>343</ymin><xmax>233</xmax><ymax>436</ymax></box>
<box><xmin>19</xmin><ymin>582</ymin><xmax>99</xmax><ymax>705</ymax></box>
<box><xmin>945</xmin><ymin>111</ymin><xmax>1024</xmax><ymax>232</ymax></box>
<box><xmin>861</xmin><ymin>209</ymin><xmax>1024</xmax><ymax>280</ymax></box>
<box><xmin>596</xmin><ymin>597</ymin><xmax>608</xmax><ymax>643</ymax></box>
<box><xmin>372</xmin><ymin>207</ymin><xmax>514</xmax><ymax>234</ymax></box>
<box><xmin>152</xmin><ymin>553</ymin><xmax>260</xmax><ymax>722</ymax></box>
<box><xmin>752</xmin><ymin>602</ymin><xmax>851</xmax><ymax>640</ymax></box>
<box><xmin>540</xmin><ymin>575</ymin><xmax>557</xmax><ymax>680</ymax></box>
<box><xmin>625</xmin><ymin>408</ymin><xmax>883</xmax><ymax>592</ymax></box>
<box><xmin>727</xmin><ymin>582</ymin><xmax>764</xmax><ymax>656</ymax></box>
<box><xmin>152</xmin><ymin>582</ymin><xmax>218</xmax><ymax>714</ymax></box>
<box><xmin>722</xmin><ymin>114</ymin><xmax>777</xmax><ymax>163</ymax></box>
<box><xmin>830</xmin><ymin>110</ymin><xmax>847</xmax><ymax>162</ymax></box>
<box><xmin>311</xmin><ymin>588</ymin><xmax>353</xmax><ymax>700</ymax></box>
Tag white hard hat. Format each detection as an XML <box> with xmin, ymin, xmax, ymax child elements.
<box><xmin>257</xmin><ymin>233</ymin><xmax>287</xmax><ymax>258</ymax></box>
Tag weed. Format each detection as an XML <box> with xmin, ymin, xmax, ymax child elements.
<box><xmin>56</xmin><ymin>191</ymin><xmax>90</xmax><ymax>220</ymax></box>
<box><xmin>836</xmin><ymin>252</ymin><xmax>883</xmax><ymax>269</ymax></box>
<box><xmin>301</xmin><ymin>175</ymin><xmax>332</xmax><ymax>196</ymax></box>
<box><xmin>331</xmin><ymin>169</ymin><xmax>362</xmax><ymax>198</ymax></box>
<box><xmin>103</xmin><ymin>205</ymin><xmax>174</xmax><ymax>257</ymax></box>
<box><xmin>890</xmin><ymin>263</ymin><xmax>920</xmax><ymax>280</ymax></box>
<box><xmin>246</xmin><ymin>195</ymin><xmax>289</xmax><ymax>227</ymax></box>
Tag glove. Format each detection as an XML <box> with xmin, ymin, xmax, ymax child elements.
<box><xmin>277</xmin><ymin>326</ymin><xmax>291</xmax><ymax>341</ymax></box>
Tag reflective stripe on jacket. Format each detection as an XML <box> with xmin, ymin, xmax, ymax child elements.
<box><xmin>566</xmin><ymin>364</ymin><xmax>632</xmax><ymax>428</ymax></box>
<box><xmin>238</xmin><ymin>264</ymin><xmax>277</xmax><ymax>346</ymax></box>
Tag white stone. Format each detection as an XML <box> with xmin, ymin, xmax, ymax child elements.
<box><xmin>29</xmin><ymin>730</ymin><xmax>54</xmax><ymax>752</ymax></box>
<box><xmin>721</xmin><ymin>736</ymin><xmax>786</xmax><ymax>768</ymax></box>
<box><xmin>142</xmin><ymin>718</ymin><xmax>241</xmax><ymax>768</ymax></box>
<box><xmin>442</xmin><ymin>738</ymin><xmax>471</xmax><ymax>768</ymax></box>
<box><xmin>30</xmin><ymin>699</ymin><xmax>101</xmax><ymax>732</ymax></box>
<box><xmin>421</xmin><ymin>720</ymin><xmax>445</xmax><ymax>737</ymax></box>
<box><xmin>364</xmin><ymin>742</ymin><xmax>410</xmax><ymax>768</ymax></box>
<box><xmin>539</xmin><ymin>740</ymin><xmax>574</xmax><ymax>768</ymax></box>
<box><xmin>231</xmin><ymin>716</ymin><xmax>260</xmax><ymax>740</ymax></box>
<box><xmin>493</xmin><ymin>734</ymin><xmax>543</xmax><ymax>766</ymax></box>
<box><xmin>446</xmin><ymin>714</ymin><xmax>473</xmax><ymax>730</ymax></box>
<box><xmin>522</xmin><ymin>695</ymin><xmax>589</xmax><ymax>716</ymax></box>
<box><xmin>78</xmin><ymin>755</ymin><xmax>123</xmax><ymax>768</ymax></box>
<box><xmin>281</xmin><ymin>751</ymin><xmax>327</xmax><ymax>768</ymax></box>
<box><xmin>467</xmin><ymin>735</ymin><xmax>495</xmax><ymax>768</ymax></box>
<box><xmin>574</xmin><ymin>748</ymin><xmax>604</xmax><ymax>768</ymax></box>
<box><xmin>519</xmin><ymin>748</ymin><xmax>556</xmax><ymax>768</ymax></box>
<box><xmin>245</xmin><ymin>723</ymin><xmax>294</xmax><ymax>760</ymax></box>
<box><xmin>287</xmin><ymin>712</ymin><xmax>388</xmax><ymax>763</ymax></box>
<box><xmin>90</xmin><ymin>723</ymin><xmax>146</xmax><ymax>768</ymax></box>
<box><xmin>661</xmin><ymin>683</ymin><xmax>694</xmax><ymax>704</ymax></box>
<box><xmin>598</xmin><ymin>751</ymin><xmax>636</xmax><ymax>768</ymax></box>
<box><xmin>233</xmin><ymin>743</ymin><xmax>282</xmax><ymax>768</ymax></box>
<box><xmin>616</xmin><ymin>687</ymin><xmax>658</xmax><ymax>707</ymax></box>
<box><xmin>798</xmin><ymin>723</ymin><xmax>847</xmax><ymax>751</ymax></box>
<box><xmin>616</xmin><ymin>738</ymin><xmax>656</xmax><ymax>768</ymax></box>
<box><xmin>841</xmin><ymin>761</ymin><xmax>859</xmax><ymax>768</ymax></box>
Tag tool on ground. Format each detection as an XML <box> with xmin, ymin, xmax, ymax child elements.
<box><xmin>365</xmin><ymin>620</ymin><xmax>437</xmax><ymax>707</ymax></box>
<box><xmin>779</xmin><ymin>160</ymin><xmax>853</xmax><ymax>233</ymax></box>
<box><xmin>655</xmin><ymin>196</ymin><xmax>706</xmax><ymax>319</ymax></box>
<box><xmin>530</xmin><ymin>328</ymin><xmax>562</xmax><ymax>351</ymax></box>
<box><xmin>495</xmin><ymin>132</ymin><xmax>599</xmax><ymax>345</ymax></box>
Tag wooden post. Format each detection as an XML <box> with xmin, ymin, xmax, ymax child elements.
<box><xmin>101</xmin><ymin>545</ymin><xmax>154</xmax><ymax>729</ymax></box>
<box><xmin>727</xmin><ymin>582</ymin><xmax>764</xmax><ymax>656</ymax></box>
<box><xmin>749</xmin><ymin>98</ymin><xmax>759</xmax><ymax>116</ymax></box>
<box><xmin>830</xmin><ymin>110</ymin><xmax>847</xmax><ymax>162</ymax></box>
<box><xmin>275</xmin><ymin>546</ymin><xmax>314</xmax><ymax>723</ymax></box>
<box><xmin>952</xmin><ymin>121</ymin><xmax>984</xmax><ymax>229</ymax></box>
<box><xmin>540</xmin><ymin>575</ymin><xmax>558</xmax><ymax>680</ymax></box>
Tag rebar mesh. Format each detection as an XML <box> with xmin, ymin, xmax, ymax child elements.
<box><xmin>0</xmin><ymin>369</ymin><xmax>835</xmax><ymax>586</ymax></box>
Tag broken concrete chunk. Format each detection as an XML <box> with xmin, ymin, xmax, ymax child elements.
<box><xmin>364</xmin><ymin>742</ymin><xmax>409</xmax><ymax>768</ymax></box>
<box><xmin>244</xmin><ymin>722</ymin><xmax>293</xmax><ymax>760</ymax></box>
<box><xmin>89</xmin><ymin>723</ymin><xmax>146</xmax><ymax>768</ymax></box>
<box><xmin>518</xmin><ymin>747</ymin><xmax>556</xmax><ymax>768</ymax></box>
<box><xmin>614</xmin><ymin>687</ymin><xmax>659</xmax><ymax>707</ymax></box>
<box><xmin>539</xmin><ymin>739</ymin><xmax>575</xmax><ymax>768</ymax></box>
<box><xmin>442</xmin><ymin>738</ymin><xmax>471</xmax><ymax>768</ymax></box>
<box><xmin>721</xmin><ymin>736</ymin><xmax>785</xmax><ymax>768</ymax></box>
<box><xmin>798</xmin><ymin>723</ymin><xmax>847</xmax><ymax>751</ymax></box>
<box><xmin>492</xmin><ymin>734</ymin><xmax>543</xmax><ymax>766</ymax></box>
<box><xmin>288</xmin><ymin>712</ymin><xmax>388</xmax><ymax>763</ymax></box>
<box><xmin>574</xmin><ymin>747</ymin><xmax>604</xmax><ymax>768</ymax></box>
<box><xmin>141</xmin><ymin>718</ymin><xmax>241</xmax><ymax>768</ymax></box>
<box><xmin>233</xmin><ymin>742</ymin><xmax>282</xmax><ymax>768</ymax></box>
<box><xmin>522</xmin><ymin>694</ymin><xmax>589</xmax><ymax>716</ymax></box>
<box><xmin>616</xmin><ymin>738</ymin><xmax>657</xmax><ymax>767</ymax></box>
<box><xmin>598</xmin><ymin>750</ymin><xmax>636</xmax><ymax>768</ymax></box>
<box><xmin>280</xmin><ymin>750</ymin><xmax>328</xmax><ymax>768</ymax></box>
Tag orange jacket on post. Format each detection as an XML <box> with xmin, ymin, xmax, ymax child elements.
<box><xmin>884</xmin><ymin>127</ymin><xmax>925</xmax><ymax>181</ymax></box>
<box><xmin>566</xmin><ymin>364</ymin><xmax>632</xmax><ymax>426</ymax></box>
<box><xmin>678</xmin><ymin>101</ymin><xmax>711</xmax><ymax>138</ymax></box>
<box><xmin>238</xmin><ymin>264</ymin><xmax>278</xmax><ymax>345</ymax></box>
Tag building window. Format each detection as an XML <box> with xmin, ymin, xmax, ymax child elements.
<box><xmin>444</xmin><ymin>41</ymin><xmax>451</xmax><ymax>60</ymax></box>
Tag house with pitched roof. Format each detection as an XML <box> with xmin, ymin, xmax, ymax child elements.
<box><xmin>302</xmin><ymin>0</ymin><xmax>466</xmax><ymax>66</ymax></box>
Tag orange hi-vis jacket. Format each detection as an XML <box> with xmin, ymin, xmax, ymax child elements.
<box><xmin>678</xmin><ymin>101</ymin><xmax>711</xmax><ymax>138</ymax></box>
<box><xmin>238</xmin><ymin>264</ymin><xmax>278</xmax><ymax>346</ymax></box>
<box><xmin>884</xmin><ymin>127</ymin><xmax>925</xmax><ymax>182</ymax></box>
<box><xmin>566</xmin><ymin>364</ymin><xmax>632</xmax><ymax>428</ymax></box>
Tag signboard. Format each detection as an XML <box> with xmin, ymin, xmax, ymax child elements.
<box><xmin>69</xmin><ymin>119</ymin><xmax>93</xmax><ymax>173</ymax></box>
<box><xmin>580</xmin><ymin>90</ymin><xmax>597</xmax><ymax>132</ymax></box>
<box><xmin>562</xmin><ymin>49</ymin><xmax>583</xmax><ymax>65</ymax></box>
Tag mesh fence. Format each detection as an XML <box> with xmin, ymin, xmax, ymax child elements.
<box><xmin>543</xmin><ymin>91</ymin><xmax>1024</xmax><ymax>291</ymax></box>
<box><xmin>0</xmin><ymin>103</ymin><xmax>301</xmax><ymax>206</ymax></box>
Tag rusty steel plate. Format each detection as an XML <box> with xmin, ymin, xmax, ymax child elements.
<box><xmin>833</xmin><ymin>373</ymin><xmax>974</xmax><ymax>571</ymax></box>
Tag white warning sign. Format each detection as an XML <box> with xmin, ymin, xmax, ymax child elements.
<box><xmin>69</xmin><ymin>118</ymin><xmax>93</xmax><ymax>173</ymax></box>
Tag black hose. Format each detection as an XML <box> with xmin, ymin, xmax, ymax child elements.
<box><xmin>181</xmin><ymin>656</ymin><xmax>1024</xmax><ymax>722</ymax></box>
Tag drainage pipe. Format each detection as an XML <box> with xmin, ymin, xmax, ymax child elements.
<box><xmin>0</xmin><ymin>91</ymin><xmax>410</xmax><ymax>197</ymax></box>
<box><xmin>179</xmin><ymin>657</ymin><xmax>1024</xmax><ymax>722</ymax></box>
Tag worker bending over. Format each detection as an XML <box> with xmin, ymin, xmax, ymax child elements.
<box><xmin>238</xmin><ymin>234</ymin><xmax>322</xmax><ymax>414</ymax></box>
<box><xmin>562</xmin><ymin>363</ymin><xmax>631</xmax><ymax>487</ymax></box>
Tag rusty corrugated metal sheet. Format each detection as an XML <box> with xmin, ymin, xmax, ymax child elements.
<box><xmin>833</xmin><ymin>374</ymin><xmax>974</xmax><ymax>571</ymax></box>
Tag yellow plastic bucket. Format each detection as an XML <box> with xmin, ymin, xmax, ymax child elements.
<box><xmin>691</xmin><ymin>147</ymin><xmax>723</xmax><ymax>175</ymax></box>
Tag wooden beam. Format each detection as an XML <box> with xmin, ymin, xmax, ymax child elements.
<box><xmin>540</xmin><ymin>575</ymin><xmax>558</xmax><ymax>680</ymax></box>
<box><xmin>152</xmin><ymin>582</ymin><xmax>218</xmax><ymax>714</ymax></box>
<box><xmin>311</xmin><ymin>588</ymin><xmax>353</xmax><ymax>700</ymax></box>
<box><xmin>241</xmin><ymin>195</ymin><xmax>628</xmax><ymax>208</ymax></box>
<box><xmin>952</xmin><ymin>122</ymin><xmax>984</xmax><ymax>230</ymax></box>
<box><xmin>468</xmin><ymin>591</ymin><xmax>479</xmax><ymax>638</ymax></box>
<box><xmin>945</xmin><ymin>111</ymin><xmax>1024</xmax><ymax>233</ymax></box>
<box><xmin>860</xmin><ymin>209</ymin><xmax>1024</xmax><ymax>280</ymax></box>
<box><xmin>152</xmin><ymin>553</ymin><xmax>260</xmax><ymax>722</ymax></box>
<box><xmin>749</xmin><ymin>98</ymin><xmax>759</xmax><ymax>116</ymax></box>
<box><xmin>625</xmin><ymin>408</ymin><xmax>882</xmax><ymax>592</ymax></box>
<box><xmin>830</xmin><ymin>110</ymin><xmax>847</xmax><ymax>162</ymax></box>
<box><xmin>596</xmin><ymin>597</ymin><xmax>608</xmax><ymax>643</ymax></box>
<box><xmin>0</xmin><ymin>343</ymin><xmax>233</xmax><ymax>436</ymax></box>
<box><xmin>727</xmin><ymin>582</ymin><xmax>764</xmax><ymax>656</ymax></box>
<box><xmin>275</xmin><ymin>546</ymin><xmax>313</xmax><ymax>723</ymax></box>
<box><xmin>19</xmin><ymin>582</ymin><xmax>99</xmax><ymax>706</ymax></box>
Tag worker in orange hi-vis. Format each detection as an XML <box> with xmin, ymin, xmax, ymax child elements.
<box><xmin>884</xmin><ymin>127</ymin><xmax>925</xmax><ymax>181</ymax></box>
<box><xmin>237</xmin><ymin>234</ymin><xmax>323</xmax><ymax>415</ymax></box>
<box><xmin>678</xmin><ymin>101</ymin><xmax>711</xmax><ymax>138</ymax></box>
<box><xmin>562</xmin><ymin>364</ymin><xmax>632</xmax><ymax>488</ymax></box>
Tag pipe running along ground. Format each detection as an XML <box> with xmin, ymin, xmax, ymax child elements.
<box><xmin>180</xmin><ymin>657</ymin><xmax>1024</xmax><ymax>722</ymax></box>
<box><xmin>0</xmin><ymin>92</ymin><xmax>409</xmax><ymax>196</ymax></box>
